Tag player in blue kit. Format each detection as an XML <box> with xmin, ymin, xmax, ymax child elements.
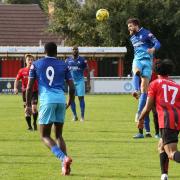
<box><xmin>25</xmin><ymin>42</ymin><xmax>75</xmax><ymax>176</ymax></box>
<box><xmin>127</xmin><ymin>18</ymin><xmax>161</xmax><ymax>138</ymax></box>
<box><xmin>66</xmin><ymin>46</ymin><xmax>91</xmax><ymax>122</ymax></box>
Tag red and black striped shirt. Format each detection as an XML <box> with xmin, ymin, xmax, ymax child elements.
<box><xmin>148</xmin><ymin>76</ymin><xmax>180</xmax><ymax>130</ymax></box>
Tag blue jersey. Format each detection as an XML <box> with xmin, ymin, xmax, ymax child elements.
<box><xmin>29</xmin><ymin>56</ymin><xmax>72</xmax><ymax>105</ymax></box>
<box><xmin>130</xmin><ymin>27</ymin><xmax>161</xmax><ymax>60</ymax></box>
<box><xmin>65</xmin><ymin>56</ymin><xmax>87</xmax><ymax>82</ymax></box>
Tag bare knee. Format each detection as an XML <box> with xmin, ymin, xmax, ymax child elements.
<box><xmin>158</xmin><ymin>139</ymin><xmax>164</xmax><ymax>153</ymax></box>
<box><xmin>41</xmin><ymin>134</ymin><xmax>47</xmax><ymax>142</ymax></box>
<box><xmin>32</xmin><ymin>105</ymin><xmax>38</xmax><ymax>114</ymax></box>
<box><xmin>40</xmin><ymin>129</ymin><xmax>51</xmax><ymax>142</ymax></box>
<box><xmin>167</xmin><ymin>152</ymin><xmax>174</xmax><ymax>160</ymax></box>
<box><xmin>140</xmin><ymin>87</ymin><xmax>147</xmax><ymax>93</ymax></box>
<box><xmin>135</xmin><ymin>71</ymin><xmax>141</xmax><ymax>76</ymax></box>
<box><xmin>133</xmin><ymin>69</ymin><xmax>141</xmax><ymax>78</ymax></box>
<box><xmin>140</xmin><ymin>78</ymin><xmax>149</xmax><ymax>93</ymax></box>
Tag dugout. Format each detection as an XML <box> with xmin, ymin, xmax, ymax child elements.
<box><xmin>0</xmin><ymin>46</ymin><xmax>127</xmax><ymax>94</ymax></box>
<box><xmin>0</xmin><ymin>46</ymin><xmax>127</xmax><ymax>78</ymax></box>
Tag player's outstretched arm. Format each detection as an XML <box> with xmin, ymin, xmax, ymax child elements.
<box><xmin>137</xmin><ymin>96</ymin><xmax>154</xmax><ymax>129</ymax></box>
<box><xmin>66</xmin><ymin>80</ymin><xmax>75</xmax><ymax>109</ymax></box>
<box><xmin>147</xmin><ymin>33</ymin><xmax>161</xmax><ymax>54</ymax></box>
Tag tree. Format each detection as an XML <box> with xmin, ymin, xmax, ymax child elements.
<box><xmin>41</xmin><ymin>0</ymin><xmax>180</xmax><ymax>74</ymax></box>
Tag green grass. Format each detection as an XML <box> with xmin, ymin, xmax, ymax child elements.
<box><xmin>0</xmin><ymin>94</ymin><xmax>179</xmax><ymax>180</ymax></box>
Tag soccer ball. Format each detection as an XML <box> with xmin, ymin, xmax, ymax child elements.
<box><xmin>96</xmin><ymin>9</ymin><xmax>109</xmax><ymax>21</ymax></box>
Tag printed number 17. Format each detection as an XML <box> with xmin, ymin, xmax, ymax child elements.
<box><xmin>162</xmin><ymin>84</ymin><xmax>178</xmax><ymax>104</ymax></box>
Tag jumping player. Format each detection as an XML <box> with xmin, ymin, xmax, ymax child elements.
<box><xmin>127</xmin><ymin>18</ymin><xmax>161</xmax><ymax>138</ymax></box>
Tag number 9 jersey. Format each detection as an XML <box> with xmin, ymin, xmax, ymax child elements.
<box><xmin>148</xmin><ymin>76</ymin><xmax>180</xmax><ymax>130</ymax></box>
<box><xmin>29</xmin><ymin>57</ymin><xmax>72</xmax><ymax>105</ymax></box>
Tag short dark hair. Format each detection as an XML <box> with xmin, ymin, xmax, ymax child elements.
<box><xmin>154</xmin><ymin>59</ymin><xmax>174</xmax><ymax>76</ymax></box>
<box><xmin>126</xmin><ymin>18</ymin><xmax>140</xmax><ymax>26</ymax></box>
<box><xmin>72</xmin><ymin>45</ymin><xmax>78</xmax><ymax>50</ymax></box>
<box><xmin>44</xmin><ymin>42</ymin><xmax>57</xmax><ymax>56</ymax></box>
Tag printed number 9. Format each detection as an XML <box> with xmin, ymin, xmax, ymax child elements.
<box><xmin>46</xmin><ymin>66</ymin><xmax>54</xmax><ymax>86</ymax></box>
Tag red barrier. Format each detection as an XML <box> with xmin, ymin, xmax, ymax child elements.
<box><xmin>84</xmin><ymin>59</ymin><xmax>98</xmax><ymax>77</ymax></box>
<box><xmin>118</xmin><ymin>58</ymin><xmax>124</xmax><ymax>77</ymax></box>
<box><xmin>1</xmin><ymin>59</ymin><xmax>22</xmax><ymax>77</ymax></box>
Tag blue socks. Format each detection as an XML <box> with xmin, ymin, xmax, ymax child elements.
<box><xmin>138</xmin><ymin>93</ymin><xmax>147</xmax><ymax>113</ymax></box>
<box><xmin>132</xmin><ymin>74</ymin><xmax>140</xmax><ymax>91</ymax></box>
<box><xmin>51</xmin><ymin>145</ymin><xmax>66</xmax><ymax>161</ymax></box>
<box><xmin>138</xmin><ymin>93</ymin><xmax>150</xmax><ymax>132</ymax></box>
<box><xmin>71</xmin><ymin>98</ymin><xmax>85</xmax><ymax>119</ymax></box>
<box><xmin>79</xmin><ymin>98</ymin><xmax>85</xmax><ymax>118</ymax></box>
<box><xmin>70</xmin><ymin>101</ymin><xmax>77</xmax><ymax>118</ymax></box>
<box><xmin>144</xmin><ymin>115</ymin><xmax>150</xmax><ymax>132</ymax></box>
<box><xmin>133</xmin><ymin>74</ymin><xmax>150</xmax><ymax>133</ymax></box>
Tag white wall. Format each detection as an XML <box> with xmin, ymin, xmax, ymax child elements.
<box><xmin>90</xmin><ymin>77</ymin><xmax>180</xmax><ymax>94</ymax></box>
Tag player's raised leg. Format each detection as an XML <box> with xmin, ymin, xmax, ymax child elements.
<box><xmin>134</xmin><ymin>76</ymin><xmax>151</xmax><ymax>138</ymax></box>
<box><xmin>40</xmin><ymin>123</ymin><xmax>69</xmax><ymax>169</ymax></box>
<box><xmin>54</xmin><ymin>121</ymin><xmax>72</xmax><ymax>175</ymax></box>
<box><xmin>132</xmin><ymin>74</ymin><xmax>141</xmax><ymax>99</ymax></box>
<box><xmin>132</xmin><ymin>66</ymin><xmax>141</xmax><ymax>99</ymax></box>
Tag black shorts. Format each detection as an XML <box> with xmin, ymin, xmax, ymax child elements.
<box><xmin>22</xmin><ymin>91</ymin><xmax>38</xmax><ymax>105</ymax></box>
<box><xmin>160</xmin><ymin>128</ymin><xmax>179</xmax><ymax>145</ymax></box>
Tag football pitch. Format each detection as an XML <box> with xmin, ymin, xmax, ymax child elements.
<box><xmin>0</xmin><ymin>94</ymin><xmax>179</xmax><ymax>180</ymax></box>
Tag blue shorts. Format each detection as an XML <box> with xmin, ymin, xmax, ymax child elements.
<box><xmin>39</xmin><ymin>103</ymin><xmax>66</xmax><ymax>125</ymax></box>
<box><xmin>74</xmin><ymin>80</ymin><xmax>85</xmax><ymax>96</ymax></box>
<box><xmin>132</xmin><ymin>58</ymin><xmax>152</xmax><ymax>80</ymax></box>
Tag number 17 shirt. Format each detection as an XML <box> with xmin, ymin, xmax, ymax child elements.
<box><xmin>148</xmin><ymin>76</ymin><xmax>180</xmax><ymax>130</ymax></box>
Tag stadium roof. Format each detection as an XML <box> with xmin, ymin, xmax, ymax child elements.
<box><xmin>0</xmin><ymin>46</ymin><xmax>127</xmax><ymax>57</ymax></box>
<box><xmin>0</xmin><ymin>4</ymin><xmax>62</xmax><ymax>46</ymax></box>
